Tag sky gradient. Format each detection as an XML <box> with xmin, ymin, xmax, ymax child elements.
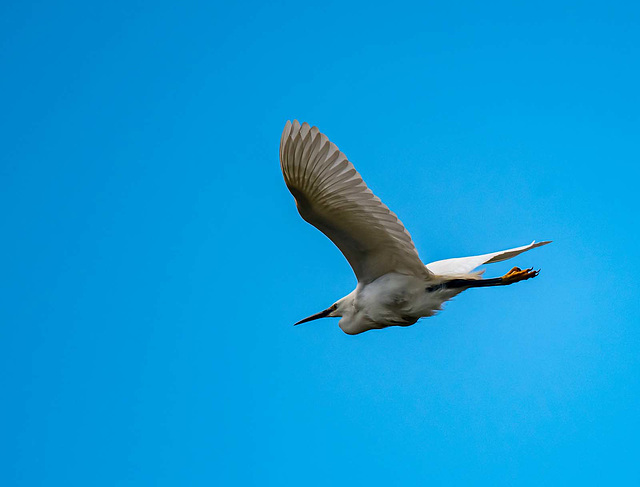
<box><xmin>1</xmin><ymin>0</ymin><xmax>639</xmax><ymax>485</ymax></box>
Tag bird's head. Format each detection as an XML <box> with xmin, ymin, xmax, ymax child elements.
<box><xmin>293</xmin><ymin>294</ymin><xmax>354</xmax><ymax>326</ymax></box>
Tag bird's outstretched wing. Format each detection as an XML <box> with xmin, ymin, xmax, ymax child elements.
<box><xmin>280</xmin><ymin>120</ymin><xmax>431</xmax><ymax>283</ymax></box>
<box><xmin>425</xmin><ymin>240</ymin><xmax>552</xmax><ymax>276</ymax></box>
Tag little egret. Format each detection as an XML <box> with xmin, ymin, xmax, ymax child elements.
<box><xmin>280</xmin><ymin>120</ymin><xmax>551</xmax><ymax>334</ymax></box>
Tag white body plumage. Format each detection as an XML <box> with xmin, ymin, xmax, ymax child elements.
<box><xmin>331</xmin><ymin>273</ymin><xmax>462</xmax><ymax>335</ymax></box>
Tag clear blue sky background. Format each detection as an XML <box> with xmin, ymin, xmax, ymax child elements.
<box><xmin>1</xmin><ymin>0</ymin><xmax>639</xmax><ymax>485</ymax></box>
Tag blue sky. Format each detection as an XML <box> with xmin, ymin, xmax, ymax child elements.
<box><xmin>1</xmin><ymin>0</ymin><xmax>639</xmax><ymax>485</ymax></box>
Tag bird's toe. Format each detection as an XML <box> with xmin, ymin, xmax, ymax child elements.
<box><xmin>501</xmin><ymin>266</ymin><xmax>539</xmax><ymax>284</ymax></box>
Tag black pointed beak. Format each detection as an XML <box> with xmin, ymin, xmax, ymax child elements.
<box><xmin>294</xmin><ymin>305</ymin><xmax>336</xmax><ymax>326</ymax></box>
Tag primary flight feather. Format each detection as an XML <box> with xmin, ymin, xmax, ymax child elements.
<box><xmin>281</xmin><ymin>120</ymin><xmax>550</xmax><ymax>335</ymax></box>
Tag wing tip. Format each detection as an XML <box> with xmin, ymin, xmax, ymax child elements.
<box><xmin>284</xmin><ymin>120</ymin><xmax>323</xmax><ymax>140</ymax></box>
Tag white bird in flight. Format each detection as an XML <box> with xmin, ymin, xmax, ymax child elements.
<box><xmin>280</xmin><ymin>120</ymin><xmax>551</xmax><ymax>335</ymax></box>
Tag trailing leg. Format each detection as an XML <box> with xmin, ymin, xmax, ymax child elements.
<box><xmin>439</xmin><ymin>267</ymin><xmax>540</xmax><ymax>290</ymax></box>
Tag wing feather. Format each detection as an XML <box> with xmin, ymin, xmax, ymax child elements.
<box><xmin>425</xmin><ymin>240</ymin><xmax>552</xmax><ymax>276</ymax></box>
<box><xmin>280</xmin><ymin>120</ymin><xmax>430</xmax><ymax>283</ymax></box>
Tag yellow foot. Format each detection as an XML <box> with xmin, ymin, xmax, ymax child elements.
<box><xmin>501</xmin><ymin>266</ymin><xmax>540</xmax><ymax>284</ymax></box>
